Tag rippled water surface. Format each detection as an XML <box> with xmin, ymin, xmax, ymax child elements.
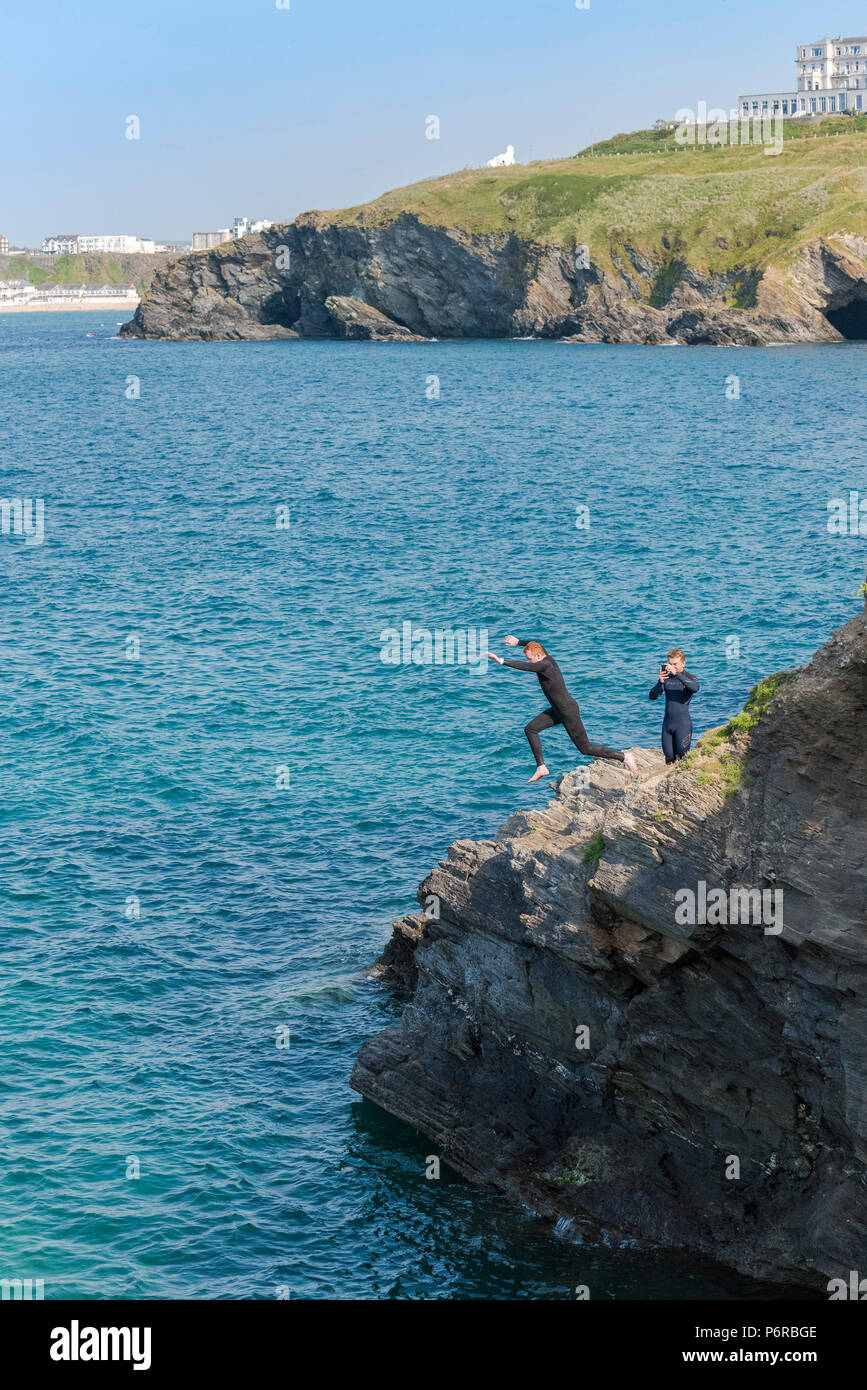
<box><xmin>1</xmin><ymin>315</ymin><xmax>860</xmax><ymax>1298</ymax></box>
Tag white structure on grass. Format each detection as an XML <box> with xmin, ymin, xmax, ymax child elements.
<box><xmin>486</xmin><ymin>144</ymin><xmax>516</xmax><ymax>167</ymax></box>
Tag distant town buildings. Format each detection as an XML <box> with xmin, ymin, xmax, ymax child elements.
<box><xmin>0</xmin><ymin>279</ymin><xmax>137</xmax><ymax>306</ymax></box>
<box><xmin>40</xmin><ymin>283</ymin><xmax>138</xmax><ymax>301</ymax></box>
<box><xmin>79</xmin><ymin>235</ymin><xmax>155</xmax><ymax>254</ymax></box>
<box><xmin>41</xmin><ymin>233</ymin><xmax>156</xmax><ymax>255</ymax></box>
<box><xmin>0</xmin><ymin>233</ymin><xmax>9</xmax><ymax>256</ymax></box>
<box><xmin>0</xmin><ymin>279</ymin><xmax>35</xmax><ymax>303</ymax></box>
<box><xmin>231</xmin><ymin>216</ymin><xmax>273</xmax><ymax>237</ymax></box>
<box><xmin>31</xmin><ymin>216</ymin><xmax>274</xmax><ymax>261</ymax></box>
<box><xmin>740</xmin><ymin>35</ymin><xmax>867</xmax><ymax>117</ymax></box>
<box><xmin>42</xmin><ymin>234</ymin><xmax>80</xmax><ymax>254</ymax></box>
<box><xmin>192</xmin><ymin>231</ymin><xmax>231</xmax><ymax>250</ymax></box>
<box><xmin>192</xmin><ymin>218</ymin><xmax>273</xmax><ymax>251</ymax></box>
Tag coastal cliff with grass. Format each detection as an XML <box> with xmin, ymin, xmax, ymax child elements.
<box><xmin>1</xmin><ymin>251</ymin><xmax>176</xmax><ymax>297</ymax></box>
<box><xmin>123</xmin><ymin>117</ymin><xmax>867</xmax><ymax>343</ymax></box>
<box><xmin>351</xmin><ymin>593</ymin><xmax>867</xmax><ymax>1289</ymax></box>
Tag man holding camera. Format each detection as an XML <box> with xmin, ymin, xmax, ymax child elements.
<box><xmin>650</xmin><ymin>648</ymin><xmax>700</xmax><ymax>764</ymax></box>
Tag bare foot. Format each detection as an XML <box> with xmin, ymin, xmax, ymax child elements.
<box><xmin>528</xmin><ymin>764</ymin><xmax>549</xmax><ymax>783</ymax></box>
<box><xmin>623</xmin><ymin>751</ymin><xmax>638</xmax><ymax>775</ymax></box>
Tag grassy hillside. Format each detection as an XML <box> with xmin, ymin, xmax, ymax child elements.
<box><xmin>0</xmin><ymin>252</ymin><xmax>178</xmax><ymax>294</ymax></box>
<box><xmin>331</xmin><ymin>118</ymin><xmax>867</xmax><ymax>282</ymax></box>
<box><xmin>578</xmin><ymin>112</ymin><xmax>867</xmax><ymax>156</ymax></box>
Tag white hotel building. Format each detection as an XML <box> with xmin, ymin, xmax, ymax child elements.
<box><xmin>740</xmin><ymin>36</ymin><xmax>867</xmax><ymax>118</ymax></box>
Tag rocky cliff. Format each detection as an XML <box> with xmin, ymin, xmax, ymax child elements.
<box><xmin>351</xmin><ymin>597</ymin><xmax>867</xmax><ymax>1289</ymax></box>
<box><xmin>119</xmin><ymin>213</ymin><xmax>867</xmax><ymax>345</ymax></box>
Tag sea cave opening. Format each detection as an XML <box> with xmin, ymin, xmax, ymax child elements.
<box><xmin>825</xmin><ymin>296</ymin><xmax>867</xmax><ymax>341</ymax></box>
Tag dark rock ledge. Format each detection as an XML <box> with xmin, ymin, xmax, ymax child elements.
<box><xmin>119</xmin><ymin>216</ymin><xmax>867</xmax><ymax>345</ymax></box>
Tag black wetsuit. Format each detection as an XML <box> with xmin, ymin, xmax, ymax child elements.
<box><xmin>502</xmin><ymin>640</ymin><xmax>625</xmax><ymax>767</ymax></box>
<box><xmin>649</xmin><ymin>670</ymin><xmax>700</xmax><ymax>762</ymax></box>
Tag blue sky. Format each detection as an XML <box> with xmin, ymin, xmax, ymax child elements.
<box><xmin>3</xmin><ymin>1</ymin><xmax>865</xmax><ymax>245</ymax></box>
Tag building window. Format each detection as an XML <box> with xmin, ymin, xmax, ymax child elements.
<box><xmin>858</xmin><ymin>95</ymin><xmax>864</xmax><ymax>109</ymax></box>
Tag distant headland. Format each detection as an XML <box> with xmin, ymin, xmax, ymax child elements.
<box><xmin>120</xmin><ymin>117</ymin><xmax>867</xmax><ymax>345</ymax></box>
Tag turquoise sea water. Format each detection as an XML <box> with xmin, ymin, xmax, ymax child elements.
<box><xmin>0</xmin><ymin>313</ymin><xmax>862</xmax><ymax>1300</ymax></box>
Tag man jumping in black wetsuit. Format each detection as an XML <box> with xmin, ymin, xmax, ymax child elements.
<box><xmin>488</xmin><ymin>635</ymin><xmax>639</xmax><ymax>782</ymax></box>
<box><xmin>649</xmin><ymin>647</ymin><xmax>700</xmax><ymax>763</ymax></box>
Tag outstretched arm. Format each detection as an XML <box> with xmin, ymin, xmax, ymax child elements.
<box><xmin>488</xmin><ymin>651</ymin><xmax>540</xmax><ymax>670</ymax></box>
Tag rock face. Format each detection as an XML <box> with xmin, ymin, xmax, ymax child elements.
<box><xmin>119</xmin><ymin>214</ymin><xmax>867</xmax><ymax>345</ymax></box>
<box><xmin>352</xmin><ymin>599</ymin><xmax>867</xmax><ymax>1288</ymax></box>
<box><xmin>323</xmin><ymin>295</ymin><xmax>426</xmax><ymax>341</ymax></box>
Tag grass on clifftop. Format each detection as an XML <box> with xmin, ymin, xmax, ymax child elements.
<box><xmin>330</xmin><ymin>117</ymin><xmax>867</xmax><ymax>283</ymax></box>
<box><xmin>578</xmin><ymin>112</ymin><xmax>867</xmax><ymax>156</ymax></box>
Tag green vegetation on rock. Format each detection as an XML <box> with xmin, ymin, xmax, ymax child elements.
<box><xmin>718</xmin><ymin>670</ymin><xmax>798</xmax><ymax>739</ymax></box>
<box><xmin>694</xmin><ymin>751</ymin><xmax>746</xmax><ymax>796</ymax></box>
<box><xmin>681</xmin><ymin>669</ymin><xmax>797</xmax><ymax>796</ymax></box>
<box><xmin>542</xmin><ymin>1143</ymin><xmax>612</xmax><ymax>1190</ymax></box>
<box><xmin>582</xmin><ymin>831</ymin><xmax>605</xmax><ymax>870</ymax></box>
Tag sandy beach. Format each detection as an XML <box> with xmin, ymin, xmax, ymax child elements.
<box><xmin>0</xmin><ymin>298</ymin><xmax>139</xmax><ymax>314</ymax></box>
